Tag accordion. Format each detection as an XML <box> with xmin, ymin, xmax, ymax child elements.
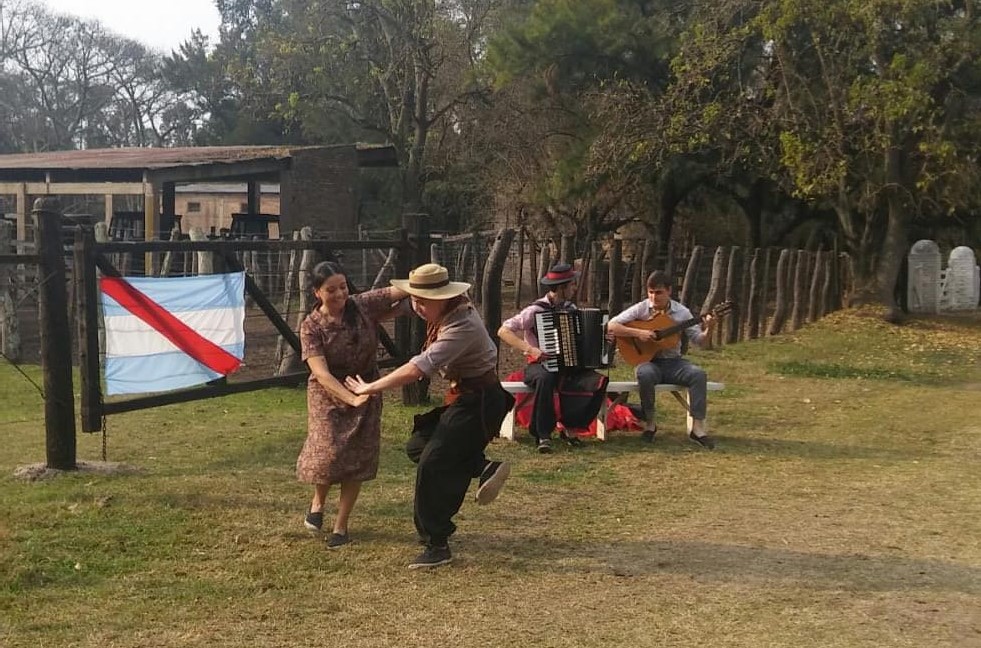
<box><xmin>534</xmin><ymin>308</ymin><xmax>611</xmax><ymax>373</ymax></box>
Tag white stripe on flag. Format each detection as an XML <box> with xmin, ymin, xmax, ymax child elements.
<box><xmin>104</xmin><ymin>307</ymin><xmax>245</xmax><ymax>357</ymax></box>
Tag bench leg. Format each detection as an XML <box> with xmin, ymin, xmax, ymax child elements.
<box><xmin>670</xmin><ymin>389</ymin><xmax>697</xmax><ymax>434</ymax></box>
<box><xmin>500</xmin><ymin>406</ymin><xmax>517</xmax><ymax>441</ymax></box>
<box><xmin>596</xmin><ymin>398</ymin><xmax>608</xmax><ymax>441</ymax></box>
<box><xmin>671</xmin><ymin>389</ymin><xmax>709</xmax><ymax>434</ymax></box>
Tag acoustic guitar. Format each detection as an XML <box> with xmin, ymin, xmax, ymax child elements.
<box><xmin>614</xmin><ymin>301</ymin><xmax>734</xmax><ymax>366</ymax></box>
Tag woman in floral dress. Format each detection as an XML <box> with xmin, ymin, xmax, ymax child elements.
<box><xmin>296</xmin><ymin>261</ymin><xmax>408</xmax><ymax>548</ymax></box>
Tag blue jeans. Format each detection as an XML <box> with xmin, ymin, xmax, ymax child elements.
<box><xmin>635</xmin><ymin>357</ymin><xmax>707</xmax><ymax>426</ymax></box>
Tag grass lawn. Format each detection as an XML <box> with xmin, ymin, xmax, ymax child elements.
<box><xmin>1</xmin><ymin>308</ymin><xmax>979</xmax><ymax>647</ymax></box>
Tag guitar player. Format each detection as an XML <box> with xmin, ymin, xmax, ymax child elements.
<box><xmin>607</xmin><ymin>270</ymin><xmax>717</xmax><ymax>449</ymax></box>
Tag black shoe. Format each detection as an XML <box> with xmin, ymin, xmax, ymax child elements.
<box><xmin>560</xmin><ymin>431</ymin><xmax>583</xmax><ymax>448</ymax></box>
<box><xmin>304</xmin><ymin>511</ymin><xmax>323</xmax><ymax>533</ymax></box>
<box><xmin>408</xmin><ymin>544</ymin><xmax>453</xmax><ymax>569</ymax></box>
<box><xmin>475</xmin><ymin>461</ymin><xmax>511</xmax><ymax>505</ymax></box>
<box><xmin>537</xmin><ymin>438</ymin><xmax>552</xmax><ymax>454</ymax></box>
<box><xmin>326</xmin><ymin>532</ymin><xmax>350</xmax><ymax>549</ymax></box>
<box><xmin>689</xmin><ymin>431</ymin><xmax>716</xmax><ymax>450</ymax></box>
<box><xmin>641</xmin><ymin>427</ymin><xmax>657</xmax><ymax>443</ymax></box>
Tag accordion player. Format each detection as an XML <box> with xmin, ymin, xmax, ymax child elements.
<box><xmin>534</xmin><ymin>308</ymin><xmax>611</xmax><ymax>373</ymax></box>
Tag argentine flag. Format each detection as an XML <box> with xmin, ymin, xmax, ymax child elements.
<box><xmin>100</xmin><ymin>272</ymin><xmax>246</xmax><ymax>395</ymax></box>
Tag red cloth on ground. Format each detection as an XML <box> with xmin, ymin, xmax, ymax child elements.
<box><xmin>504</xmin><ymin>369</ymin><xmax>642</xmax><ymax>438</ymax></box>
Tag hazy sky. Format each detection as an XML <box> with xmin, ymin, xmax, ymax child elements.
<box><xmin>41</xmin><ymin>0</ymin><xmax>221</xmax><ymax>53</ymax></box>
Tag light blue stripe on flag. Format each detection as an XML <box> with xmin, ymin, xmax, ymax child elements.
<box><xmin>101</xmin><ymin>272</ymin><xmax>245</xmax><ymax>317</ymax></box>
<box><xmin>104</xmin><ymin>343</ymin><xmax>246</xmax><ymax>395</ymax></box>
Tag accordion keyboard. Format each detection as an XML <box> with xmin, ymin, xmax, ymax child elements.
<box><xmin>536</xmin><ymin>315</ymin><xmax>561</xmax><ymax>372</ymax></box>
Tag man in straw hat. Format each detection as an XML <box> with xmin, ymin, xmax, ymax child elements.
<box><xmin>497</xmin><ymin>262</ymin><xmax>607</xmax><ymax>453</ymax></box>
<box><xmin>346</xmin><ymin>263</ymin><xmax>515</xmax><ymax>569</ymax></box>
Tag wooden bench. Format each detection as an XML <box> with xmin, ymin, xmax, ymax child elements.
<box><xmin>499</xmin><ymin>380</ymin><xmax>725</xmax><ymax>441</ymax></box>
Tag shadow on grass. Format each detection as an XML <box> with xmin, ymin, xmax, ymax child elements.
<box><xmin>568</xmin><ymin>434</ymin><xmax>928</xmax><ymax>462</ymax></box>
<box><xmin>472</xmin><ymin>534</ymin><xmax>981</xmax><ymax>596</ymax></box>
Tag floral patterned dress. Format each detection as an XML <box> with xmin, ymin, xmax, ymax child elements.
<box><xmin>296</xmin><ymin>287</ymin><xmax>401</xmax><ymax>485</ymax></box>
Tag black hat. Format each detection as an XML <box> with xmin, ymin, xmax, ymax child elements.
<box><xmin>540</xmin><ymin>262</ymin><xmax>580</xmax><ymax>286</ymax></box>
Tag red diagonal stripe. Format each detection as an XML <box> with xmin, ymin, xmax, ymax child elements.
<box><xmin>101</xmin><ymin>276</ymin><xmax>241</xmax><ymax>375</ymax></box>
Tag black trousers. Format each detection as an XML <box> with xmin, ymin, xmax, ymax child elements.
<box><xmin>523</xmin><ymin>363</ymin><xmax>606</xmax><ymax>440</ymax></box>
<box><xmin>405</xmin><ymin>385</ymin><xmax>514</xmax><ymax>546</ymax></box>
<box><xmin>522</xmin><ymin>361</ymin><xmax>558</xmax><ymax>441</ymax></box>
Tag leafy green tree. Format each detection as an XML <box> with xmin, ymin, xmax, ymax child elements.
<box><xmin>651</xmin><ymin>0</ymin><xmax>981</xmax><ymax>314</ymax></box>
<box><xmin>215</xmin><ymin>0</ymin><xmax>498</xmax><ymax>221</ymax></box>
<box><xmin>486</xmin><ymin>0</ymin><xmax>685</xmax><ymax>246</ymax></box>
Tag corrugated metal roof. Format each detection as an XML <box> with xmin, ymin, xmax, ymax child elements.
<box><xmin>0</xmin><ymin>146</ymin><xmax>294</xmax><ymax>170</ymax></box>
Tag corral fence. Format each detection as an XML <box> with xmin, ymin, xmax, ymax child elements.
<box><xmin>2</xmin><ymin>201</ymin><xmax>441</xmax><ymax>470</ymax></box>
<box><xmin>2</xmin><ymin>200</ymin><xmax>849</xmax><ymax>471</ymax></box>
<box><xmin>432</xmin><ymin>228</ymin><xmax>849</xmax><ymax>343</ymax></box>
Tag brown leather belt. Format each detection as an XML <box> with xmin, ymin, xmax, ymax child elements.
<box><xmin>446</xmin><ymin>369</ymin><xmax>500</xmax><ymax>404</ymax></box>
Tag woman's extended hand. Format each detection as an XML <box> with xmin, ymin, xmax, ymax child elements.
<box><xmin>345</xmin><ymin>374</ymin><xmax>373</xmax><ymax>396</ymax></box>
<box><xmin>348</xmin><ymin>392</ymin><xmax>370</xmax><ymax>408</ymax></box>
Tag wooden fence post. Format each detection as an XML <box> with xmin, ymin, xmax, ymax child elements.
<box><xmin>457</xmin><ymin>242</ymin><xmax>470</xmax><ymax>282</ymax></box>
<box><xmin>538</xmin><ymin>241</ymin><xmax>552</xmax><ymax>297</ymax></box>
<box><xmin>34</xmin><ymin>198</ymin><xmax>76</xmax><ymax>470</ymax></box>
<box><xmin>359</xmin><ymin>224</ymin><xmax>368</xmax><ymax>286</ymax></box>
<box><xmin>641</xmin><ymin>238</ymin><xmax>655</xmax><ymax>287</ymax></box>
<box><xmin>277</xmin><ymin>227</ymin><xmax>317</xmax><ymax>376</ymax></box>
<box><xmin>403</xmin><ymin>213</ymin><xmax>430</xmax><ymax>405</ymax></box>
<box><xmin>607</xmin><ymin>235</ymin><xmax>623</xmax><ymax>315</ymax></box>
<box><xmin>724</xmin><ymin>246</ymin><xmax>741</xmax><ymax>344</ymax></box>
<box><xmin>631</xmin><ymin>240</ymin><xmax>646</xmax><ymax>303</ymax></box>
<box><xmin>831</xmin><ymin>237</ymin><xmax>842</xmax><ymax>311</ymax></box>
<box><xmin>189</xmin><ymin>227</ymin><xmax>213</xmax><ymax>274</ymax></box>
<box><xmin>738</xmin><ymin>246</ymin><xmax>752</xmax><ymax>341</ymax></box>
<box><xmin>808</xmin><ymin>250</ymin><xmax>825</xmax><ymax>323</ymax></box>
<box><xmin>680</xmin><ymin>245</ymin><xmax>703</xmax><ymax>307</ymax></box>
<box><xmin>747</xmin><ymin>248</ymin><xmax>762</xmax><ymax>339</ymax></box>
<box><xmin>481</xmin><ymin>228</ymin><xmax>516</xmax><ymax>345</ymax></box>
<box><xmin>371</xmin><ymin>248</ymin><xmax>397</xmax><ymax>289</ymax></box>
<box><xmin>513</xmin><ymin>227</ymin><xmax>525</xmax><ymax>308</ymax></box>
<box><xmin>560</xmin><ymin>234</ymin><xmax>575</xmax><ymax>264</ymax></box>
<box><xmin>275</xmin><ymin>230</ymin><xmax>301</xmax><ymax>368</ymax></box>
<box><xmin>75</xmin><ymin>226</ymin><xmax>103</xmax><ymax>434</ymax></box>
<box><xmin>791</xmin><ymin>249</ymin><xmax>808</xmax><ymax>330</ymax></box>
<box><xmin>701</xmin><ymin>247</ymin><xmax>727</xmax><ymax>346</ymax></box>
<box><xmin>702</xmin><ymin>246</ymin><xmax>727</xmax><ymax>314</ymax></box>
<box><xmin>394</xmin><ymin>227</ymin><xmax>411</xmax><ymax>372</ymax></box>
<box><xmin>768</xmin><ymin>248</ymin><xmax>792</xmax><ymax>335</ymax></box>
<box><xmin>472</xmin><ymin>231</ymin><xmax>484</xmax><ymax>305</ymax></box>
<box><xmin>760</xmin><ymin>247</ymin><xmax>773</xmax><ymax>333</ymax></box>
<box><xmin>528</xmin><ymin>234</ymin><xmax>539</xmax><ymax>301</ymax></box>
<box><xmin>0</xmin><ymin>219</ymin><xmax>20</xmax><ymax>362</ymax></box>
<box><xmin>820</xmin><ymin>251</ymin><xmax>832</xmax><ymax>319</ymax></box>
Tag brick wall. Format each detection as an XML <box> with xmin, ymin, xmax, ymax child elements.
<box><xmin>280</xmin><ymin>146</ymin><xmax>359</xmax><ymax>236</ymax></box>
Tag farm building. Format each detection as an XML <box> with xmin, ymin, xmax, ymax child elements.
<box><xmin>0</xmin><ymin>143</ymin><xmax>397</xmax><ymax>242</ymax></box>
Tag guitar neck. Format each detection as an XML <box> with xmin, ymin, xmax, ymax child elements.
<box><xmin>656</xmin><ymin>315</ymin><xmax>702</xmax><ymax>339</ymax></box>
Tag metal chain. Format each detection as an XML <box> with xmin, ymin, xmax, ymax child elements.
<box><xmin>101</xmin><ymin>414</ymin><xmax>108</xmax><ymax>461</ymax></box>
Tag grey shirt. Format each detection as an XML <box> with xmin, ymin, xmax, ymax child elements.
<box><xmin>610</xmin><ymin>298</ymin><xmax>707</xmax><ymax>359</ymax></box>
<box><xmin>409</xmin><ymin>305</ymin><xmax>498</xmax><ymax>380</ymax></box>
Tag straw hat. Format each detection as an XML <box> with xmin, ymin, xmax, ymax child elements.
<box><xmin>540</xmin><ymin>262</ymin><xmax>580</xmax><ymax>286</ymax></box>
<box><xmin>391</xmin><ymin>263</ymin><xmax>471</xmax><ymax>299</ymax></box>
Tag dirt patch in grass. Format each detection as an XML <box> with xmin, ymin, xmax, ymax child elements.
<box><xmin>12</xmin><ymin>460</ymin><xmax>143</xmax><ymax>482</ymax></box>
